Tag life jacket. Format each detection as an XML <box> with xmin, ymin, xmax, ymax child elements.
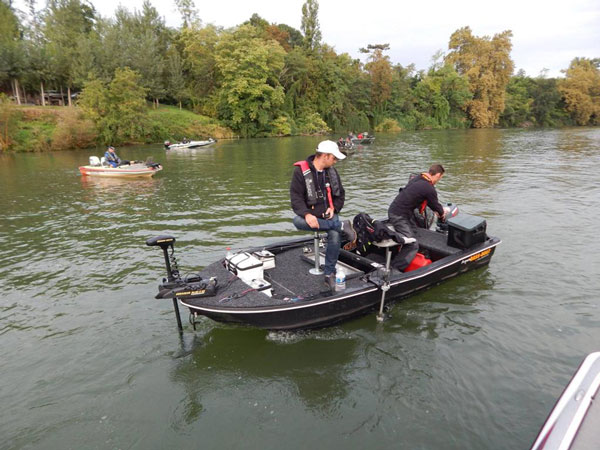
<box><xmin>352</xmin><ymin>213</ymin><xmax>406</xmax><ymax>254</ymax></box>
<box><xmin>293</xmin><ymin>159</ymin><xmax>341</xmax><ymax>208</ymax></box>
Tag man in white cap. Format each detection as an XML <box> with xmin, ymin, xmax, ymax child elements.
<box><xmin>290</xmin><ymin>140</ymin><xmax>356</xmax><ymax>291</ymax></box>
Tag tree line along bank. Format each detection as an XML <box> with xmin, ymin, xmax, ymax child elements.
<box><xmin>1</xmin><ymin>0</ymin><xmax>598</xmax><ymax>152</ymax></box>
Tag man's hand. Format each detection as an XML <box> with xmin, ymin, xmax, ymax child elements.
<box><xmin>305</xmin><ymin>213</ymin><xmax>319</xmax><ymax>229</ymax></box>
<box><xmin>323</xmin><ymin>207</ymin><xmax>334</xmax><ymax>219</ymax></box>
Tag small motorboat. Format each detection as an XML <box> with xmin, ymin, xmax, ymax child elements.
<box><xmin>146</xmin><ymin>206</ymin><xmax>500</xmax><ymax>331</ymax></box>
<box><xmin>531</xmin><ymin>352</ymin><xmax>600</xmax><ymax>450</ymax></box>
<box><xmin>164</xmin><ymin>138</ymin><xmax>216</xmax><ymax>150</ymax></box>
<box><xmin>351</xmin><ymin>136</ymin><xmax>375</xmax><ymax>145</ymax></box>
<box><xmin>79</xmin><ymin>156</ymin><xmax>162</xmax><ymax>178</ymax></box>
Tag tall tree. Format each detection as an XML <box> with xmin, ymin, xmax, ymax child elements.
<box><xmin>174</xmin><ymin>0</ymin><xmax>198</xmax><ymax>28</ymax></box>
<box><xmin>445</xmin><ymin>26</ymin><xmax>514</xmax><ymax>128</ymax></box>
<box><xmin>360</xmin><ymin>44</ymin><xmax>393</xmax><ymax>124</ymax></box>
<box><xmin>558</xmin><ymin>58</ymin><xmax>600</xmax><ymax>125</ymax></box>
<box><xmin>178</xmin><ymin>24</ymin><xmax>220</xmax><ymax>113</ymax></box>
<box><xmin>44</xmin><ymin>0</ymin><xmax>96</xmax><ymax>106</ymax></box>
<box><xmin>22</xmin><ymin>0</ymin><xmax>55</xmax><ymax>105</ymax></box>
<box><xmin>301</xmin><ymin>0</ymin><xmax>321</xmax><ymax>52</ymax></box>
<box><xmin>214</xmin><ymin>24</ymin><xmax>286</xmax><ymax>137</ymax></box>
<box><xmin>0</xmin><ymin>1</ymin><xmax>24</xmax><ymax>104</ymax></box>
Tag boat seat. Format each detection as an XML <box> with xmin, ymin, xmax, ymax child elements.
<box><xmin>100</xmin><ymin>156</ymin><xmax>108</xmax><ymax>167</ymax></box>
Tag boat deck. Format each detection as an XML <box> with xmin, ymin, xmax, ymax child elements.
<box><xmin>182</xmin><ymin>227</ymin><xmax>463</xmax><ymax>310</ymax></box>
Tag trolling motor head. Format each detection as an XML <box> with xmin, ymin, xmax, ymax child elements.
<box><xmin>146</xmin><ymin>235</ymin><xmax>179</xmax><ymax>283</ymax></box>
<box><xmin>146</xmin><ymin>235</ymin><xmax>176</xmax><ymax>250</ymax></box>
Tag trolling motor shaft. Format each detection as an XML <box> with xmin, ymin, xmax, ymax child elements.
<box><xmin>146</xmin><ymin>235</ymin><xmax>183</xmax><ymax>331</ymax></box>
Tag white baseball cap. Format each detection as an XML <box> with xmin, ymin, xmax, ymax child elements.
<box><xmin>316</xmin><ymin>140</ymin><xmax>347</xmax><ymax>160</ymax></box>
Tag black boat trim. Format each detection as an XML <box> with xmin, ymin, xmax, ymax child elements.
<box><xmin>178</xmin><ymin>239</ymin><xmax>501</xmax><ymax>315</ymax></box>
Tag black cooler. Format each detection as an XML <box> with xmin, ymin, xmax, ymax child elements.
<box><xmin>446</xmin><ymin>214</ymin><xmax>487</xmax><ymax>249</ymax></box>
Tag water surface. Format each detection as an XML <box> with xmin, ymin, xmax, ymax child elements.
<box><xmin>1</xmin><ymin>129</ymin><xmax>599</xmax><ymax>449</ymax></box>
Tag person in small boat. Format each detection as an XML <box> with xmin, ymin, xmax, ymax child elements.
<box><xmin>181</xmin><ymin>137</ymin><xmax>190</xmax><ymax>144</ymax></box>
<box><xmin>290</xmin><ymin>140</ymin><xmax>357</xmax><ymax>290</ymax></box>
<box><xmin>104</xmin><ymin>146</ymin><xmax>129</xmax><ymax>167</ymax></box>
<box><xmin>387</xmin><ymin>164</ymin><xmax>446</xmax><ymax>271</ymax></box>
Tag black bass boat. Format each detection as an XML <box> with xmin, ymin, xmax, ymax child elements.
<box><xmin>147</xmin><ymin>208</ymin><xmax>500</xmax><ymax>331</ymax></box>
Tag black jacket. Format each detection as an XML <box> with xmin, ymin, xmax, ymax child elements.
<box><xmin>388</xmin><ymin>174</ymin><xmax>444</xmax><ymax>218</ymax></box>
<box><xmin>290</xmin><ymin>155</ymin><xmax>345</xmax><ymax>218</ymax></box>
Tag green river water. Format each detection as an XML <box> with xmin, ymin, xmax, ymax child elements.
<box><xmin>1</xmin><ymin>128</ymin><xmax>599</xmax><ymax>449</ymax></box>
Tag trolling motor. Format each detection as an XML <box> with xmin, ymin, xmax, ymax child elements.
<box><xmin>146</xmin><ymin>235</ymin><xmax>184</xmax><ymax>331</ymax></box>
<box><xmin>147</xmin><ymin>235</ymin><xmax>218</xmax><ymax>332</ymax></box>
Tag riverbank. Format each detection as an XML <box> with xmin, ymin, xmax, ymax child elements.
<box><xmin>0</xmin><ymin>104</ymin><xmax>234</xmax><ymax>152</ymax></box>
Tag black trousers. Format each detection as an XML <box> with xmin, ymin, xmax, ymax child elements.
<box><xmin>388</xmin><ymin>213</ymin><xmax>419</xmax><ymax>271</ymax></box>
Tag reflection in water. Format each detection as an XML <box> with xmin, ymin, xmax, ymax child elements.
<box><xmin>170</xmin><ymin>327</ymin><xmax>357</xmax><ymax>426</ymax></box>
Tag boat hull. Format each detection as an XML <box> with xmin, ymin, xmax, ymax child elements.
<box><xmin>79</xmin><ymin>164</ymin><xmax>162</xmax><ymax>178</ymax></box>
<box><xmin>178</xmin><ymin>238</ymin><xmax>499</xmax><ymax>330</ymax></box>
<box><xmin>166</xmin><ymin>139</ymin><xmax>216</xmax><ymax>150</ymax></box>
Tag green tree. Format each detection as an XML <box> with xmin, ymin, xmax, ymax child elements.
<box><xmin>301</xmin><ymin>0</ymin><xmax>321</xmax><ymax>52</ymax></box>
<box><xmin>0</xmin><ymin>1</ymin><xmax>25</xmax><ymax>104</ymax></box>
<box><xmin>214</xmin><ymin>24</ymin><xmax>286</xmax><ymax>137</ymax></box>
<box><xmin>79</xmin><ymin>67</ymin><xmax>148</xmax><ymax>144</ymax></box>
<box><xmin>499</xmin><ymin>72</ymin><xmax>534</xmax><ymax>127</ymax></box>
<box><xmin>530</xmin><ymin>76</ymin><xmax>566</xmax><ymax>127</ymax></box>
<box><xmin>166</xmin><ymin>46</ymin><xmax>186</xmax><ymax>109</ymax></box>
<box><xmin>445</xmin><ymin>27</ymin><xmax>514</xmax><ymax>128</ymax></box>
<box><xmin>277</xmin><ymin>24</ymin><xmax>304</xmax><ymax>49</ymax></box>
<box><xmin>361</xmin><ymin>44</ymin><xmax>393</xmax><ymax>125</ymax></box>
<box><xmin>43</xmin><ymin>0</ymin><xmax>96</xmax><ymax>105</ymax></box>
<box><xmin>178</xmin><ymin>24</ymin><xmax>221</xmax><ymax>114</ymax></box>
<box><xmin>414</xmin><ymin>64</ymin><xmax>471</xmax><ymax>128</ymax></box>
<box><xmin>0</xmin><ymin>93</ymin><xmax>18</xmax><ymax>150</ymax></box>
<box><xmin>558</xmin><ymin>58</ymin><xmax>600</xmax><ymax>125</ymax></box>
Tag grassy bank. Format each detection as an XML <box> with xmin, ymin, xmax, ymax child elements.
<box><xmin>1</xmin><ymin>104</ymin><xmax>234</xmax><ymax>152</ymax></box>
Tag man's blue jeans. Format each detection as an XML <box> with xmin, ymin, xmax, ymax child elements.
<box><xmin>293</xmin><ymin>214</ymin><xmax>342</xmax><ymax>275</ymax></box>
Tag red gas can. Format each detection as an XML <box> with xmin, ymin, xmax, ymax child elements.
<box><xmin>405</xmin><ymin>252</ymin><xmax>432</xmax><ymax>272</ymax></box>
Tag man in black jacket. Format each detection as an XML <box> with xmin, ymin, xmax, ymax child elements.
<box><xmin>388</xmin><ymin>164</ymin><xmax>447</xmax><ymax>271</ymax></box>
<box><xmin>290</xmin><ymin>140</ymin><xmax>356</xmax><ymax>290</ymax></box>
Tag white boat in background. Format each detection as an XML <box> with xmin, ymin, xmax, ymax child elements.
<box><xmin>531</xmin><ymin>352</ymin><xmax>600</xmax><ymax>450</ymax></box>
<box><xmin>79</xmin><ymin>156</ymin><xmax>162</xmax><ymax>178</ymax></box>
<box><xmin>164</xmin><ymin>138</ymin><xmax>216</xmax><ymax>150</ymax></box>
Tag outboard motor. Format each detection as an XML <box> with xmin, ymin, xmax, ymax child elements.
<box><xmin>436</xmin><ymin>203</ymin><xmax>459</xmax><ymax>232</ymax></box>
<box><xmin>164</xmin><ymin>140</ymin><xmax>171</xmax><ymax>149</ymax></box>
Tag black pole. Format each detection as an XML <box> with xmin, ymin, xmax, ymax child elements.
<box><xmin>172</xmin><ymin>298</ymin><xmax>183</xmax><ymax>332</ymax></box>
<box><xmin>162</xmin><ymin>245</ymin><xmax>182</xmax><ymax>331</ymax></box>
<box><xmin>162</xmin><ymin>246</ymin><xmax>174</xmax><ymax>281</ymax></box>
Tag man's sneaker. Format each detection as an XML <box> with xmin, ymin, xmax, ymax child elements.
<box><xmin>341</xmin><ymin>220</ymin><xmax>357</xmax><ymax>243</ymax></box>
<box><xmin>324</xmin><ymin>274</ymin><xmax>336</xmax><ymax>291</ymax></box>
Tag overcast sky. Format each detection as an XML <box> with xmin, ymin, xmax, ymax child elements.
<box><xmin>17</xmin><ymin>0</ymin><xmax>600</xmax><ymax>78</ymax></box>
